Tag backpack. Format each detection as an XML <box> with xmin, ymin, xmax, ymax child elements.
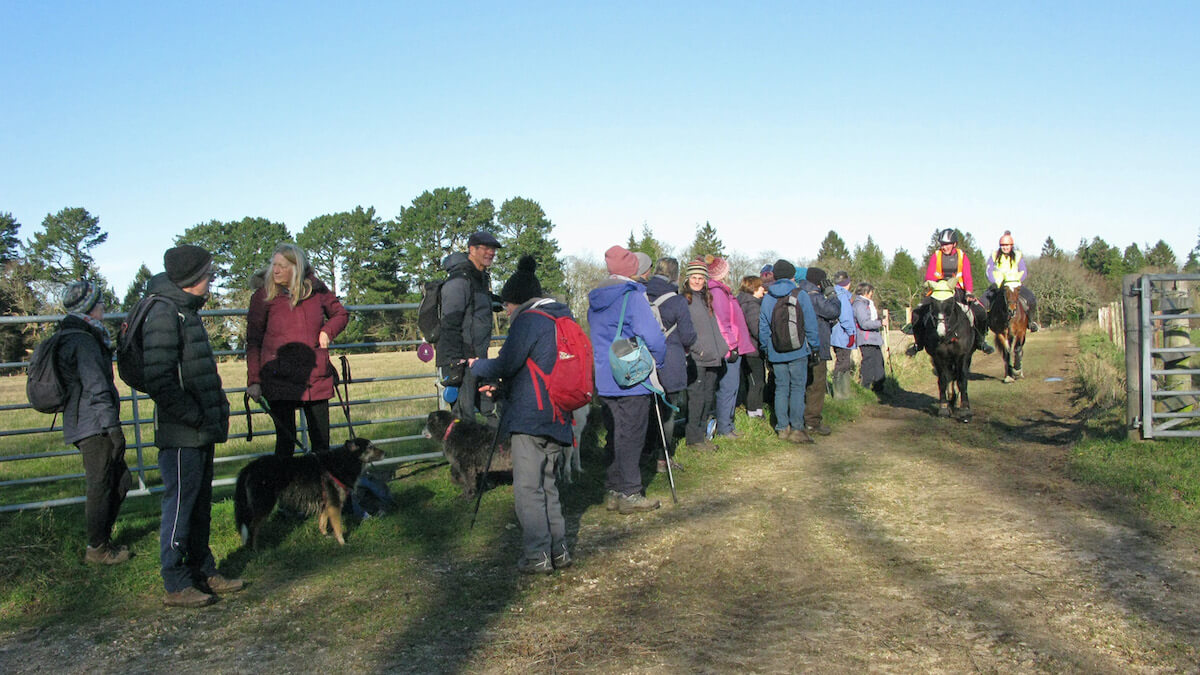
<box><xmin>416</xmin><ymin>271</ymin><xmax>468</xmax><ymax>344</ymax></box>
<box><xmin>649</xmin><ymin>292</ymin><xmax>678</xmax><ymax>338</ymax></box>
<box><xmin>608</xmin><ymin>290</ymin><xmax>656</xmax><ymax>387</ymax></box>
<box><xmin>525</xmin><ymin>307</ymin><xmax>594</xmax><ymax>420</ymax></box>
<box><xmin>25</xmin><ymin>328</ymin><xmax>88</xmax><ymax>413</ymax></box>
<box><xmin>770</xmin><ymin>287</ymin><xmax>807</xmax><ymax>353</ymax></box>
<box><xmin>116</xmin><ymin>295</ymin><xmax>177</xmax><ymax>392</ymax></box>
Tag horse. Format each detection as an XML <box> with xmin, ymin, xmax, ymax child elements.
<box><xmin>987</xmin><ymin>281</ymin><xmax>1028</xmax><ymax>383</ymax></box>
<box><xmin>913</xmin><ymin>289</ymin><xmax>976</xmax><ymax>422</ymax></box>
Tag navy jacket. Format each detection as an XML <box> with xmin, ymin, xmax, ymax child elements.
<box><xmin>470</xmin><ymin>298</ymin><xmax>573</xmax><ymax>446</ymax></box>
<box><xmin>56</xmin><ymin>314</ymin><xmax>121</xmax><ymax>444</ymax></box>
<box><xmin>644</xmin><ymin>275</ymin><xmax>696</xmax><ymax>393</ymax></box>
<box><xmin>797</xmin><ymin>279</ymin><xmax>842</xmax><ymax>361</ymax></box>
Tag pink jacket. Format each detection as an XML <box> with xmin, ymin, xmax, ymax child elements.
<box><xmin>246</xmin><ymin>273</ymin><xmax>350</xmax><ymax>401</ymax></box>
<box><xmin>707</xmin><ymin>279</ymin><xmax>757</xmax><ymax>358</ymax></box>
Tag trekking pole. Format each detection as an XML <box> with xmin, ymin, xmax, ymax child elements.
<box><xmin>882</xmin><ymin>308</ymin><xmax>895</xmax><ymax>378</ymax></box>
<box><xmin>469</xmin><ymin>402</ymin><xmax>505</xmax><ymax>530</ymax></box>
<box><xmin>653</xmin><ymin>394</ymin><xmax>678</xmax><ymax>504</ymax></box>
<box><xmin>246</xmin><ymin>393</ymin><xmax>311</xmax><ymax>454</ymax></box>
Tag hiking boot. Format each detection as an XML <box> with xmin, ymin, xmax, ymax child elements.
<box><xmin>687</xmin><ymin>440</ymin><xmax>718</xmax><ymax>452</ymax></box>
<box><xmin>518</xmin><ymin>552</ymin><xmax>554</xmax><ymax>575</ymax></box>
<box><xmin>1029</xmin><ymin>321</ymin><xmax>1040</xmax><ymax>332</ymax></box>
<box><xmin>789</xmin><ymin>428</ymin><xmax>815</xmax><ymax>444</ymax></box>
<box><xmin>657</xmin><ymin>458</ymin><xmax>683</xmax><ymax>473</ymax></box>
<box><xmin>552</xmin><ymin>545</ymin><xmax>573</xmax><ymax>570</ymax></box>
<box><xmin>164</xmin><ymin>586</ymin><xmax>217</xmax><ymax>608</ymax></box>
<box><xmin>206</xmin><ymin>574</ymin><xmax>245</xmax><ymax>594</ymax></box>
<box><xmin>717</xmin><ymin>429</ymin><xmax>741</xmax><ymax>439</ymax></box>
<box><xmin>604</xmin><ymin>490</ymin><xmax>620</xmax><ymax>511</ymax></box>
<box><xmin>85</xmin><ymin>543</ymin><xmax>131</xmax><ymax>565</ymax></box>
<box><xmin>618</xmin><ymin>493</ymin><xmax>661</xmax><ymax>514</ymax></box>
<box><xmin>805</xmin><ymin>423</ymin><xmax>832</xmax><ymax>436</ymax></box>
<box><xmin>905</xmin><ymin>343</ymin><xmax>921</xmax><ymax>357</ymax></box>
<box><xmin>777</xmin><ymin>428</ymin><xmax>792</xmax><ymax>441</ymax></box>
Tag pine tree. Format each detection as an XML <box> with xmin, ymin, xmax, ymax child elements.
<box><xmin>817</xmin><ymin>231</ymin><xmax>850</xmax><ymax>261</ymax></box>
<box><xmin>1143</xmin><ymin>240</ymin><xmax>1178</xmax><ymax>270</ymax></box>
<box><xmin>683</xmin><ymin>221</ymin><xmax>724</xmax><ymax>262</ymax></box>
<box><xmin>853</xmin><ymin>236</ymin><xmax>887</xmax><ymax>281</ymax></box>
<box><xmin>122</xmin><ymin>264</ymin><xmax>153</xmax><ymax>311</ymax></box>
<box><xmin>1041</xmin><ymin>236</ymin><xmax>1063</xmax><ymax>260</ymax></box>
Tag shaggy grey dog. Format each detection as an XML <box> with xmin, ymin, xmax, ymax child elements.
<box><xmin>422</xmin><ymin>410</ymin><xmax>512</xmax><ymax>498</ymax></box>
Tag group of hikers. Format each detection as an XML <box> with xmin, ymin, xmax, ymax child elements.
<box><xmin>43</xmin><ymin>226</ymin><xmax>1042</xmax><ymax>598</ymax></box>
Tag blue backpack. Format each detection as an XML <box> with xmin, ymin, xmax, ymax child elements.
<box><xmin>607</xmin><ymin>291</ymin><xmax>655</xmax><ymax>388</ymax></box>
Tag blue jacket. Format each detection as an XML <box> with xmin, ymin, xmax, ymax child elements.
<box><xmin>830</xmin><ymin>285</ymin><xmax>857</xmax><ymax>350</ymax></box>
<box><xmin>759</xmin><ymin>278</ymin><xmax>819</xmax><ymax>363</ymax></box>
<box><xmin>797</xmin><ymin>279</ymin><xmax>842</xmax><ymax>361</ymax></box>
<box><xmin>587</xmin><ymin>278</ymin><xmax>668</xmax><ymax>398</ymax></box>
<box><xmin>644</xmin><ymin>275</ymin><xmax>696</xmax><ymax>393</ymax></box>
<box><xmin>470</xmin><ymin>298</ymin><xmax>573</xmax><ymax>446</ymax></box>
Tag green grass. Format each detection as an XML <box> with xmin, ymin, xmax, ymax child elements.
<box><xmin>1068</xmin><ymin>324</ymin><xmax>1200</xmax><ymax>527</ymax></box>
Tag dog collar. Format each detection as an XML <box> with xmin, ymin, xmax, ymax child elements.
<box><xmin>443</xmin><ymin>419</ymin><xmax>459</xmax><ymax>441</ymax></box>
<box><xmin>324</xmin><ymin>470</ymin><xmax>349</xmax><ymax>492</ymax></box>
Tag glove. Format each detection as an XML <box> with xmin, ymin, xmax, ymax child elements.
<box><xmin>725</xmin><ymin>348</ymin><xmax>739</xmax><ymax>363</ymax></box>
<box><xmin>107</xmin><ymin>427</ymin><xmax>126</xmax><ymax>453</ymax></box>
<box><xmin>440</xmin><ymin>361</ymin><xmax>466</xmax><ymax>387</ymax></box>
<box><xmin>490</xmin><ymin>293</ymin><xmax>504</xmax><ymax>313</ymax></box>
<box><xmin>808</xmin><ymin>351</ymin><xmax>821</xmax><ymax>365</ymax></box>
<box><xmin>823</xmin><ymin>284</ymin><xmax>837</xmax><ymax>298</ymax></box>
<box><xmin>246</xmin><ymin>383</ymin><xmax>264</xmax><ymax>404</ymax></box>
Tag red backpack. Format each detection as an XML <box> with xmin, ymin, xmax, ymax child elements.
<box><xmin>524</xmin><ymin>309</ymin><xmax>594</xmax><ymax>422</ymax></box>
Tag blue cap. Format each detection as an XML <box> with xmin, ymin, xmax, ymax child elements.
<box><xmin>759</xmin><ymin>264</ymin><xmax>773</xmax><ymax>276</ymax></box>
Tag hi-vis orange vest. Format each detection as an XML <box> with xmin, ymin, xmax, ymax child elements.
<box><xmin>932</xmin><ymin>249</ymin><xmax>965</xmax><ymax>287</ymax></box>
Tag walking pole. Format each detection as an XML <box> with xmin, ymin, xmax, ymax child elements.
<box><xmin>653</xmin><ymin>394</ymin><xmax>678</xmax><ymax>504</ymax></box>
<box><xmin>882</xmin><ymin>308</ymin><xmax>895</xmax><ymax>378</ymax></box>
<box><xmin>470</xmin><ymin>401</ymin><xmax>505</xmax><ymax>530</ymax></box>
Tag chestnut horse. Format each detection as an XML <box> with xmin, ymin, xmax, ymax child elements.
<box><xmin>914</xmin><ymin>286</ymin><xmax>976</xmax><ymax>422</ymax></box>
<box><xmin>987</xmin><ymin>281</ymin><xmax>1028</xmax><ymax>383</ymax></box>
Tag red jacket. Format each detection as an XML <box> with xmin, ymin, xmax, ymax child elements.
<box><xmin>246</xmin><ymin>273</ymin><xmax>350</xmax><ymax>401</ymax></box>
<box><xmin>924</xmin><ymin>248</ymin><xmax>974</xmax><ymax>293</ymax></box>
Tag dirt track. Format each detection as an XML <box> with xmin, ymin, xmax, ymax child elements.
<box><xmin>3</xmin><ymin>332</ymin><xmax>1199</xmax><ymax>672</ymax></box>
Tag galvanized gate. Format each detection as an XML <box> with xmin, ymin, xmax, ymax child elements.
<box><xmin>1123</xmin><ymin>273</ymin><xmax>1200</xmax><ymax>439</ymax></box>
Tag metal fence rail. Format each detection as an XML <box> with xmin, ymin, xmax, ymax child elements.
<box><xmin>1124</xmin><ymin>273</ymin><xmax>1200</xmax><ymax>439</ymax></box>
<box><xmin>0</xmin><ymin>303</ymin><xmax>459</xmax><ymax>513</ymax></box>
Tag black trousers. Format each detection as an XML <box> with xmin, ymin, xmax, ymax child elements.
<box><xmin>77</xmin><ymin>432</ymin><xmax>131</xmax><ymax>548</ymax></box>
<box><xmin>268</xmin><ymin>399</ymin><xmax>331</xmax><ymax>457</ymax></box>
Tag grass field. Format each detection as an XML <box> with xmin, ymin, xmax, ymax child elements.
<box><xmin>0</xmin><ymin>351</ymin><xmax>443</xmax><ymax>510</ymax></box>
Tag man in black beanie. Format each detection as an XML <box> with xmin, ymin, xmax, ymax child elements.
<box><xmin>797</xmin><ymin>267</ymin><xmax>841</xmax><ymax>436</ymax></box>
<box><xmin>468</xmin><ymin>255</ymin><xmax>575</xmax><ymax>573</ymax></box>
<box><xmin>139</xmin><ymin>245</ymin><xmax>241</xmax><ymax>607</ymax></box>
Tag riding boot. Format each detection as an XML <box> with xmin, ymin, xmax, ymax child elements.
<box><xmin>972</xmin><ymin>306</ymin><xmax>995</xmax><ymax>354</ymax></box>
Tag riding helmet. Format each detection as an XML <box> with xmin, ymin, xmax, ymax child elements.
<box><xmin>937</xmin><ymin>229</ymin><xmax>958</xmax><ymax>246</ymax></box>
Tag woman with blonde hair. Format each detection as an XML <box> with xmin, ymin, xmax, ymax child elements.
<box><xmin>246</xmin><ymin>243</ymin><xmax>350</xmax><ymax>457</ymax></box>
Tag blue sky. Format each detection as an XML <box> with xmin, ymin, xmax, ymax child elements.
<box><xmin>3</xmin><ymin>1</ymin><xmax>1197</xmax><ymax>291</ymax></box>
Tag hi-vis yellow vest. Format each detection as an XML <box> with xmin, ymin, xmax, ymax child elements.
<box><xmin>993</xmin><ymin>251</ymin><xmax>1024</xmax><ymax>286</ymax></box>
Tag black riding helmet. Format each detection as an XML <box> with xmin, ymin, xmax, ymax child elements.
<box><xmin>937</xmin><ymin>228</ymin><xmax>958</xmax><ymax>246</ymax></box>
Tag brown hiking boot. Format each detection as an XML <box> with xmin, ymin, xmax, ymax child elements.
<box><xmin>206</xmin><ymin>574</ymin><xmax>245</xmax><ymax>594</ymax></box>
<box><xmin>85</xmin><ymin>543</ymin><xmax>131</xmax><ymax>565</ymax></box>
<box><xmin>618</xmin><ymin>493</ymin><xmax>661</xmax><ymax>515</ymax></box>
<box><xmin>777</xmin><ymin>428</ymin><xmax>792</xmax><ymax>441</ymax></box>
<box><xmin>789</xmin><ymin>428</ymin><xmax>815</xmax><ymax>444</ymax></box>
<box><xmin>164</xmin><ymin>586</ymin><xmax>217</xmax><ymax>608</ymax></box>
<box><xmin>604</xmin><ymin>490</ymin><xmax>620</xmax><ymax>511</ymax></box>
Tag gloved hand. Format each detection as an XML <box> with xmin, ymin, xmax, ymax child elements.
<box><xmin>808</xmin><ymin>351</ymin><xmax>822</xmax><ymax>365</ymax></box>
<box><xmin>440</xmin><ymin>361</ymin><xmax>466</xmax><ymax>387</ymax></box>
<box><xmin>246</xmin><ymin>383</ymin><xmax>264</xmax><ymax>404</ymax></box>
<box><xmin>490</xmin><ymin>293</ymin><xmax>504</xmax><ymax>313</ymax></box>
<box><xmin>107</xmin><ymin>427</ymin><xmax>126</xmax><ymax>453</ymax></box>
<box><xmin>725</xmin><ymin>348</ymin><xmax>739</xmax><ymax>363</ymax></box>
<box><xmin>823</xmin><ymin>283</ymin><xmax>837</xmax><ymax>298</ymax></box>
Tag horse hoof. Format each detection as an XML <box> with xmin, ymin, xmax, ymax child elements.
<box><xmin>1003</xmin><ymin>375</ymin><xmax>1015</xmax><ymax>384</ymax></box>
<box><xmin>1014</xmin><ymin>370</ymin><xmax>1024</xmax><ymax>379</ymax></box>
<box><xmin>957</xmin><ymin>408</ymin><xmax>973</xmax><ymax>422</ymax></box>
<box><xmin>937</xmin><ymin>405</ymin><xmax>951</xmax><ymax>418</ymax></box>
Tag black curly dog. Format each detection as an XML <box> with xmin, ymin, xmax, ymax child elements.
<box><xmin>422</xmin><ymin>410</ymin><xmax>512</xmax><ymax>498</ymax></box>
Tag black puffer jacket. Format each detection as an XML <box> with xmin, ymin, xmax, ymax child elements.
<box><xmin>57</xmin><ymin>314</ymin><xmax>120</xmax><ymax>445</ymax></box>
<box><xmin>435</xmin><ymin>252</ymin><xmax>498</xmax><ymax>366</ymax></box>
<box><xmin>141</xmin><ymin>273</ymin><xmax>229</xmax><ymax>448</ymax></box>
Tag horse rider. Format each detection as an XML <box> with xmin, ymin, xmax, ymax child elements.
<box><xmin>905</xmin><ymin>228</ymin><xmax>995</xmax><ymax>356</ymax></box>
<box><xmin>984</xmin><ymin>230</ymin><xmax>1040</xmax><ymax>332</ymax></box>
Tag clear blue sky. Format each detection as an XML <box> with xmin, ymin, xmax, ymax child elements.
<box><xmin>3</xmin><ymin>1</ymin><xmax>1197</xmax><ymax>291</ymax></box>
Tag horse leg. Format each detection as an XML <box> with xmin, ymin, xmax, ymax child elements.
<box><xmin>936</xmin><ymin>367</ymin><xmax>952</xmax><ymax>417</ymax></box>
<box><xmin>956</xmin><ymin>356</ymin><xmax>973</xmax><ymax>422</ymax></box>
<box><xmin>1013</xmin><ymin>337</ymin><xmax>1024</xmax><ymax>379</ymax></box>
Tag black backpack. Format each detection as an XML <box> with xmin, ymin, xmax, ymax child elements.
<box><xmin>416</xmin><ymin>271</ymin><xmax>468</xmax><ymax>344</ymax></box>
<box><xmin>26</xmin><ymin>328</ymin><xmax>88</xmax><ymax>413</ymax></box>
<box><xmin>116</xmin><ymin>295</ymin><xmax>177</xmax><ymax>392</ymax></box>
<box><xmin>770</xmin><ymin>288</ymin><xmax>807</xmax><ymax>353</ymax></box>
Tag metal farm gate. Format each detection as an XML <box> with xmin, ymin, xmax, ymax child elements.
<box><xmin>1122</xmin><ymin>273</ymin><xmax>1200</xmax><ymax>439</ymax></box>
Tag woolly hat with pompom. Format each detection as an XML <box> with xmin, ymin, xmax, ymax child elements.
<box><xmin>704</xmin><ymin>254</ymin><xmax>730</xmax><ymax>282</ymax></box>
<box><xmin>500</xmin><ymin>255</ymin><xmax>543</xmax><ymax>305</ymax></box>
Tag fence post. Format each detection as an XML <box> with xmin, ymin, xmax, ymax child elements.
<box><xmin>1121</xmin><ymin>274</ymin><xmax>1141</xmax><ymax>440</ymax></box>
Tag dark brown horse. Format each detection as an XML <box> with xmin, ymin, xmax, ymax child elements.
<box><xmin>987</xmin><ymin>281</ymin><xmax>1028</xmax><ymax>383</ymax></box>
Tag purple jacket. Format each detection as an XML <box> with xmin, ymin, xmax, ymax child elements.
<box><xmin>587</xmin><ymin>278</ymin><xmax>667</xmax><ymax>398</ymax></box>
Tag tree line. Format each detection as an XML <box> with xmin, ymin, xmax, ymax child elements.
<box><xmin>2</xmin><ymin>198</ymin><xmax>1197</xmax><ymax>363</ymax></box>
